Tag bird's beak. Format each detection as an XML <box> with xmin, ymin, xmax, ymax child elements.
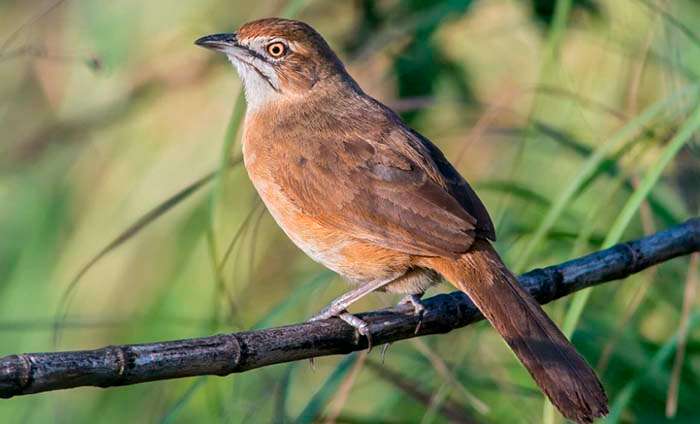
<box><xmin>195</xmin><ymin>33</ymin><xmax>238</xmax><ymax>52</ymax></box>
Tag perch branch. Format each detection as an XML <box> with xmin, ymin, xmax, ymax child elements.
<box><xmin>1</xmin><ymin>218</ymin><xmax>699</xmax><ymax>399</ymax></box>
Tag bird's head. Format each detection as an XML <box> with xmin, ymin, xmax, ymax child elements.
<box><xmin>196</xmin><ymin>18</ymin><xmax>353</xmax><ymax>110</ymax></box>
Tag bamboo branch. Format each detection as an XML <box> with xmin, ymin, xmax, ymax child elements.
<box><xmin>1</xmin><ymin>218</ymin><xmax>698</xmax><ymax>399</ymax></box>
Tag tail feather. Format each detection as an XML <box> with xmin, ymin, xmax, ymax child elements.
<box><xmin>423</xmin><ymin>240</ymin><xmax>608</xmax><ymax>423</ymax></box>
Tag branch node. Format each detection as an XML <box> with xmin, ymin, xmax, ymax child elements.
<box><xmin>17</xmin><ymin>354</ymin><xmax>32</xmax><ymax>390</ymax></box>
<box><xmin>105</xmin><ymin>346</ymin><xmax>127</xmax><ymax>379</ymax></box>
<box><xmin>222</xmin><ymin>334</ymin><xmax>243</xmax><ymax>375</ymax></box>
<box><xmin>620</xmin><ymin>241</ymin><xmax>641</xmax><ymax>271</ymax></box>
<box><xmin>0</xmin><ymin>354</ymin><xmax>32</xmax><ymax>399</ymax></box>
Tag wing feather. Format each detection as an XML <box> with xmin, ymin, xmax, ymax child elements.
<box><xmin>277</xmin><ymin>130</ymin><xmax>486</xmax><ymax>257</ymax></box>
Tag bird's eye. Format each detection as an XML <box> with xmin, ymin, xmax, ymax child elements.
<box><xmin>266</xmin><ymin>42</ymin><xmax>286</xmax><ymax>58</ymax></box>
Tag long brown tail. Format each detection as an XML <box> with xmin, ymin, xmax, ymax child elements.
<box><xmin>421</xmin><ymin>239</ymin><xmax>608</xmax><ymax>423</ymax></box>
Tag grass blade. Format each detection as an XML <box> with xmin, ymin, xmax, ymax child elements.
<box><xmin>365</xmin><ymin>360</ymin><xmax>477</xmax><ymax>424</ymax></box>
<box><xmin>516</xmin><ymin>84</ymin><xmax>699</xmax><ymax>272</ymax></box>
<box><xmin>666</xmin><ymin>253</ymin><xmax>699</xmax><ymax>417</ymax></box>
<box><xmin>606</xmin><ymin>104</ymin><xmax>700</xmax><ymax>245</ymax></box>
<box><xmin>53</xmin><ymin>165</ymin><xmax>232</xmax><ymax>346</ymax></box>
<box><xmin>606</xmin><ymin>313</ymin><xmax>700</xmax><ymax>423</ymax></box>
<box><xmin>253</xmin><ymin>271</ymin><xmax>333</xmax><ymax>330</ymax></box>
<box><xmin>159</xmin><ymin>377</ymin><xmax>208</xmax><ymax>424</ymax></box>
<box><xmin>561</xmin><ymin>102</ymin><xmax>700</xmax><ymax>339</ymax></box>
<box><xmin>295</xmin><ymin>353</ymin><xmax>359</xmax><ymax>424</ymax></box>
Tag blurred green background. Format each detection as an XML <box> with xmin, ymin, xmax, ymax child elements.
<box><xmin>1</xmin><ymin>0</ymin><xmax>699</xmax><ymax>422</ymax></box>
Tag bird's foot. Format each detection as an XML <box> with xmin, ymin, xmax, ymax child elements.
<box><xmin>309</xmin><ymin>308</ymin><xmax>373</xmax><ymax>351</ymax></box>
<box><xmin>339</xmin><ymin>312</ymin><xmax>373</xmax><ymax>351</ymax></box>
<box><xmin>398</xmin><ymin>294</ymin><xmax>426</xmax><ymax>334</ymax></box>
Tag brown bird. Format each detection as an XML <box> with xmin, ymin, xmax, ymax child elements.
<box><xmin>196</xmin><ymin>18</ymin><xmax>608</xmax><ymax>423</ymax></box>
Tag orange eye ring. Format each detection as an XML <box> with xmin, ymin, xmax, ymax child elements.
<box><xmin>266</xmin><ymin>42</ymin><xmax>286</xmax><ymax>58</ymax></box>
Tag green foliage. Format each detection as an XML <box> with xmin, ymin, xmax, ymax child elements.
<box><xmin>348</xmin><ymin>0</ymin><xmax>475</xmax><ymax>123</ymax></box>
<box><xmin>0</xmin><ymin>0</ymin><xmax>699</xmax><ymax>423</ymax></box>
<box><xmin>529</xmin><ymin>0</ymin><xmax>601</xmax><ymax>28</ymax></box>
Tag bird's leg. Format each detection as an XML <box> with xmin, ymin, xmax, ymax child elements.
<box><xmin>309</xmin><ymin>276</ymin><xmax>399</xmax><ymax>321</ymax></box>
<box><xmin>308</xmin><ymin>275</ymin><xmax>400</xmax><ymax>351</ymax></box>
<box><xmin>398</xmin><ymin>293</ymin><xmax>426</xmax><ymax>334</ymax></box>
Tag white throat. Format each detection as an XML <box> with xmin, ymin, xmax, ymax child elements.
<box><xmin>227</xmin><ymin>55</ymin><xmax>280</xmax><ymax>112</ymax></box>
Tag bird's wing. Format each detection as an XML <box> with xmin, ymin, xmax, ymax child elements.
<box><xmin>405</xmin><ymin>128</ymin><xmax>496</xmax><ymax>241</ymax></box>
<box><xmin>276</xmin><ymin>126</ymin><xmax>491</xmax><ymax>258</ymax></box>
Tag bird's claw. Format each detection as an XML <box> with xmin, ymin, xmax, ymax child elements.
<box><xmin>338</xmin><ymin>312</ymin><xmax>373</xmax><ymax>351</ymax></box>
<box><xmin>380</xmin><ymin>342</ymin><xmax>392</xmax><ymax>363</ymax></box>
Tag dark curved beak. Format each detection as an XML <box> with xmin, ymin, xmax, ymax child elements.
<box><xmin>195</xmin><ymin>33</ymin><xmax>237</xmax><ymax>51</ymax></box>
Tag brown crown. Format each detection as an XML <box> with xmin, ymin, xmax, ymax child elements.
<box><xmin>236</xmin><ymin>18</ymin><xmax>350</xmax><ymax>88</ymax></box>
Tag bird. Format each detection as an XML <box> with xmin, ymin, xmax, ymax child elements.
<box><xmin>195</xmin><ymin>18</ymin><xmax>608</xmax><ymax>423</ymax></box>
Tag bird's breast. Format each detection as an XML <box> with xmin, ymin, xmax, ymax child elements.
<box><xmin>242</xmin><ymin>120</ymin><xmax>345</xmax><ymax>271</ymax></box>
<box><xmin>241</xmin><ymin>116</ymin><xmax>411</xmax><ymax>283</ymax></box>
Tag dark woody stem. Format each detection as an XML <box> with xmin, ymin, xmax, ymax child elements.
<box><xmin>0</xmin><ymin>218</ymin><xmax>698</xmax><ymax>399</ymax></box>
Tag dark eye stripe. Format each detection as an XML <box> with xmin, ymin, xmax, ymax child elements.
<box><xmin>240</xmin><ymin>44</ymin><xmax>269</xmax><ymax>62</ymax></box>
